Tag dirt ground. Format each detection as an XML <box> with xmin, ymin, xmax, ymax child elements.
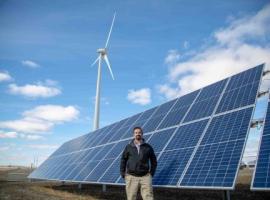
<box><xmin>0</xmin><ymin>167</ymin><xmax>270</xmax><ymax>200</ymax></box>
<box><xmin>1</xmin><ymin>181</ymin><xmax>270</xmax><ymax>200</ymax></box>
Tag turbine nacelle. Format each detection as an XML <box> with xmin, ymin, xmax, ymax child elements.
<box><xmin>97</xmin><ymin>48</ymin><xmax>107</xmax><ymax>55</ymax></box>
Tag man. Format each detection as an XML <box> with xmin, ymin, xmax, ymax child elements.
<box><xmin>120</xmin><ymin>126</ymin><xmax>157</xmax><ymax>200</ymax></box>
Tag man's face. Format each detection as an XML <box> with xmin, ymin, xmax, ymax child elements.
<box><xmin>133</xmin><ymin>128</ymin><xmax>143</xmax><ymax>140</ymax></box>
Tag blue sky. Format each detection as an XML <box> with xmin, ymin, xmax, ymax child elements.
<box><xmin>0</xmin><ymin>0</ymin><xmax>270</xmax><ymax>166</ymax></box>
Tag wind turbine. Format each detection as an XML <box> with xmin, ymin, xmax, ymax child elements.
<box><xmin>91</xmin><ymin>13</ymin><xmax>116</xmax><ymax>131</ymax></box>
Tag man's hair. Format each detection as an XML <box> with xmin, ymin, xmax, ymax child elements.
<box><xmin>133</xmin><ymin>126</ymin><xmax>143</xmax><ymax>134</ymax></box>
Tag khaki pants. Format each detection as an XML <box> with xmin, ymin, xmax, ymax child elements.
<box><xmin>125</xmin><ymin>173</ymin><xmax>154</xmax><ymax>200</ymax></box>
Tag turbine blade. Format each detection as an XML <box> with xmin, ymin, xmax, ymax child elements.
<box><xmin>105</xmin><ymin>12</ymin><xmax>116</xmax><ymax>48</ymax></box>
<box><xmin>91</xmin><ymin>56</ymin><xmax>100</xmax><ymax>67</ymax></box>
<box><xmin>103</xmin><ymin>55</ymin><xmax>115</xmax><ymax>80</ymax></box>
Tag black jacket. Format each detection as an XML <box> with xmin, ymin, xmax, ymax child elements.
<box><xmin>120</xmin><ymin>139</ymin><xmax>157</xmax><ymax>177</ymax></box>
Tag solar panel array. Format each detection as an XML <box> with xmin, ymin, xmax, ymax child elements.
<box><xmin>29</xmin><ymin>64</ymin><xmax>264</xmax><ymax>190</ymax></box>
<box><xmin>251</xmin><ymin>100</ymin><xmax>270</xmax><ymax>190</ymax></box>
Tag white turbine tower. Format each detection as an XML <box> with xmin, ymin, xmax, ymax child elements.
<box><xmin>91</xmin><ymin>13</ymin><xmax>116</xmax><ymax>131</ymax></box>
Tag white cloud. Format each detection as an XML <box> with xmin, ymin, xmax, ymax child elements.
<box><xmin>0</xmin><ymin>118</ymin><xmax>53</xmax><ymax>134</ymax></box>
<box><xmin>19</xmin><ymin>134</ymin><xmax>45</xmax><ymax>140</ymax></box>
<box><xmin>8</xmin><ymin>83</ymin><xmax>61</xmax><ymax>98</ymax></box>
<box><xmin>23</xmin><ymin>105</ymin><xmax>79</xmax><ymax>122</ymax></box>
<box><xmin>0</xmin><ymin>71</ymin><xmax>12</xmax><ymax>82</ymax></box>
<box><xmin>164</xmin><ymin>50</ymin><xmax>180</xmax><ymax>65</ymax></box>
<box><xmin>159</xmin><ymin>4</ymin><xmax>270</xmax><ymax>99</ymax></box>
<box><xmin>21</xmin><ymin>60</ymin><xmax>40</xmax><ymax>68</ymax></box>
<box><xmin>127</xmin><ymin>88</ymin><xmax>151</xmax><ymax>105</ymax></box>
<box><xmin>0</xmin><ymin>105</ymin><xmax>79</xmax><ymax>134</ymax></box>
<box><xmin>0</xmin><ymin>146</ymin><xmax>10</xmax><ymax>151</ymax></box>
<box><xmin>157</xmin><ymin>84</ymin><xmax>181</xmax><ymax>100</ymax></box>
<box><xmin>0</xmin><ymin>130</ymin><xmax>18</xmax><ymax>138</ymax></box>
<box><xmin>214</xmin><ymin>4</ymin><xmax>270</xmax><ymax>45</ymax></box>
<box><xmin>0</xmin><ymin>130</ymin><xmax>45</xmax><ymax>140</ymax></box>
<box><xmin>27</xmin><ymin>144</ymin><xmax>59</xmax><ymax>150</ymax></box>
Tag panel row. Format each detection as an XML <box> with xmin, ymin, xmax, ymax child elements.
<box><xmin>29</xmin><ymin>64</ymin><xmax>264</xmax><ymax>190</ymax></box>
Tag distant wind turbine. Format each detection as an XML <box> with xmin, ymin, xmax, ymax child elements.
<box><xmin>91</xmin><ymin>13</ymin><xmax>116</xmax><ymax>131</ymax></box>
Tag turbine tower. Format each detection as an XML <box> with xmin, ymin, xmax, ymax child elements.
<box><xmin>91</xmin><ymin>13</ymin><xmax>116</xmax><ymax>131</ymax></box>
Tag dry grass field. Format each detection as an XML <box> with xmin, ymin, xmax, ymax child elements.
<box><xmin>0</xmin><ymin>166</ymin><xmax>269</xmax><ymax>200</ymax></box>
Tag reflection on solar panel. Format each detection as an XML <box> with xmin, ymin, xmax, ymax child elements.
<box><xmin>251</xmin><ymin>100</ymin><xmax>270</xmax><ymax>190</ymax></box>
<box><xmin>29</xmin><ymin>64</ymin><xmax>264</xmax><ymax>190</ymax></box>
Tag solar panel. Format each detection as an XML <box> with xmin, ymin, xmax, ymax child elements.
<box><xmin>176</xmin><ymin>65</ymin><xmax>264</xmax><ymax>189</ymax></box>
<box><xmin>180</xmin><ymin>108</ymin><xmax>253</xmax><ymax>188</ymax></box>
<box><xmin>216</xmin><ymin>65</ymin><xmax>262</xmax><ymax>114</ymax></box>
<box><xmin>142</xmin><ymin>99</ymin><xmax>177</xmax><ymax>133</ymax></box>
<box><xmin>157</xmin><ymin>90</ymin><xmax>199</xmax><ymax>129</ymax></box>
<box><xmin>153</xmin><ymin>120</ymin><xmax>209</xmax><ymax>186</ymax></box>
<box><xmin>183</xmin><ymin>79</ymin><xmax>227</xmax><ymax>122</ymax></box>
<box><xmin>121</xmin><ymin>107</ymin><xmax>157</xmax><ymax>139</ymax></box>
<box><xmin>109</xmin><ymin>113</ymin><xmax>142</xmax><ymax>142</ymax></box>
<box><xmin>29</xmin><ymin>64</ymin><xmax>264</xmax><ymax>191</ymax></box>
<box><xmin>251</xmin><ymin>100</ymin><xmax>270</xmax><ymax>190</ymax></box>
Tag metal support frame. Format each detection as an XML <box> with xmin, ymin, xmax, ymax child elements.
<box><xmin>102</xmin><ymin>184</ymin><xmax>107</xmax><ymax>192</ymax></box>
<box><xmin>263</xmin><ymin>70</ymin><xmax>270</xmax><ymax>76</ymax></box>
<box><xmin>251</xmin><ymin>119</ymin><xmax>264</xmax><ymax>128</ymax></box>
<box><xmin>258</xmin><ymin>90</ymin><xmax>269</xmax><ymax>98</ymax></box>
<box><xmin>78</xmin><ymin>183</ymin><xmax>82</xmax><ymax>189</ymax></box>
<box><xmin>222</xmin><ymin>190</ymin><xmax>230</xmax><ymax>200</ymax></box>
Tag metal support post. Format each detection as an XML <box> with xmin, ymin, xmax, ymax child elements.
<box><xmin>102</xmin><ymin>184</ymin><xmax>107</xmax><ymax>192</ymax></box>
<box><xmin>222</xmin><ymin>190</ymin><xmax>230</xmax><ymax>200</ymax></box>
